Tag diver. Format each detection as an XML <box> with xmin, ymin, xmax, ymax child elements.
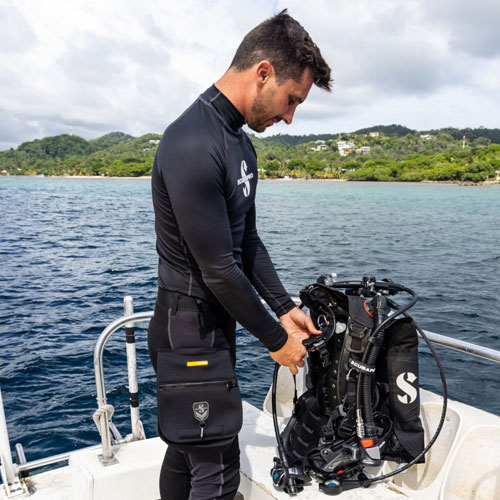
<box><xmin>148</xmin><ymin>10</ymin><xmax>332</xmax><ymax>500</ymax></box>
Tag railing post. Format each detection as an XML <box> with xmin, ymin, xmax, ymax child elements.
<box><xmin>124</xmin><ymin>297</ymin><xmax>145</xmax><ymax>441</ymax></box>
<box><xmin>0</xmin><ymin>388</ymin><xmax>16</xmax><ymax>485</ymax></box>
<box><xmin>93</xmin><ymin>310</ymin><xmax>153</xmax><ymax>466</ymax></box>
<box><xmin>94</xmin><ymin>324</ymin><xmax>118</xmax><ymax>466</ymax></box>
<box><xmin>0</xmin><ymin>388</ymin><xmax>26</xmax><ymax>497</ymax></box>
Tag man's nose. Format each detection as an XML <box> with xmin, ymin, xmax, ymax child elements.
<box><xmin>281</xmin><ymin>104</ymin><xmax>298</xmax><ymax>125</ymax></box>
<box><xmin>281</xmin><ymin>109</ymin><xmax>294</xmax><ymax>125</ymax></box>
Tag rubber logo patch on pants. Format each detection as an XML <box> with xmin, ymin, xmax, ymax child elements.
<box><xmin>193</xmin><ymin>401</ymin><xmax>209</xmax><ymax>421</ymax></box>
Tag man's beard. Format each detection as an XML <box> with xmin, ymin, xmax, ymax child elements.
<box><xmin>247</xmin><ymin>88</ymin><xmax>279</xmax><ymax>133</ymax></box>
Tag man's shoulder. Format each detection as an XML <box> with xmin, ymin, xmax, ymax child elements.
<box><xmin>165</xmin><ymin>97</ymin><xmax>223</xmax><ymax>141</ymax></box>
<box><xmin>156</xmin><ymin>98</ymin><xmax>228</xmax><ymax>175</ymax></box>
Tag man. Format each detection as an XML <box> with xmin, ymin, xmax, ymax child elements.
<box><xmin>149</xmin><ymin>9</ymin><xmax>332</xmax><ymax>500</ymax></box>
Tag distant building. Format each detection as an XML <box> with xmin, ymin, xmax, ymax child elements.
<box><xmin>337</xmin><ymin>141</ymin><xmax>356</xmax><ymax>156</ymax></box>
<box><xmin>496</xmin><ymin>170</ymin><xmax>500</xmax><ymax>181</ymax></box>
<box><xmin>149</xmin><ymin>139</ymin><xmax>160</xmax><ymax>144</ymax></box>
<box><xmin>355</xmin><ymin>146</ymin><xmax>371</xmax><ymax>154</ymax></box>
<box><xmin>1</xmin><ymin>169</ymin><xmax>8</xmax><ymax>176</ymax></box>
<box><xmin>369</xmin><ymin>131</ymin><xmax>380</xmax><ymax>137</ymax></box>
<box><xmin>310</xmin><ymin>144</ymin><xmax>328</xmax><ymax>152</ymax></box>
<box><xmin>314</xmin><ymin>139</ymin><xmax>325</xmax><ymax>144</ymax></box>
<box><xmin>420</xmin><ymin>134</ymin><xmax>432</xmax><ymax>140</ymax></box>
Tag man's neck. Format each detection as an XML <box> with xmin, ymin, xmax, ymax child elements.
<box><xmin>214</xmin><ymin>69</ymin><xmax>253</xmax><ymax>123</ymax></box>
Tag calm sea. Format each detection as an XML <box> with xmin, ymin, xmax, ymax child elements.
<box><xmin>0</xmin><ymin>177</ymin><xmax>499</xmax><ymax>464</ymax></box>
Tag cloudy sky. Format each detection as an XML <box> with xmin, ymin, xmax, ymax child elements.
<box><xmin>0</xmin><ymin>0</ymin><xmax>498</xmax><ymax>150</ymax></box>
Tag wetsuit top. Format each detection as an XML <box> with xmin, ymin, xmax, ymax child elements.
<box><xmin>152</xmin><ymin>85</ymin><xmax>295</xmax><ymax>352</ymax></box>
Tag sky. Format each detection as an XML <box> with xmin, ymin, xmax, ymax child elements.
<box><xmin>0</xmin><ymin>0</ymin><xmax>499</xmax><ymax>150</ymax></box>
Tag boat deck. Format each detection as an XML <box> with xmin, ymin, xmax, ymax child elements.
<box><xmin>7</xmin><ymin>389</ymin><xmax>499</xmax><ymax>500</ymax></box>
<box><xmin>10</xmin><ymin>402</ymin><xmax>406</xmax><ymax>500</ymax></box>
<box><xmin>21</xmin><ymin>468</ymin><xmax>70</xmax><ymax>500</ymax></box>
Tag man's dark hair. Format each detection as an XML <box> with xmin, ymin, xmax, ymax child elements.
<box><xmin>230</xmin><ymin>9</ymin><xmax>332</xmax><ymax>92</ymax></box>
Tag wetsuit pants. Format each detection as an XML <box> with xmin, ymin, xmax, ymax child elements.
<box><xmin>148</xmin><ymin>289</ymin><xmax>240</xmax><ymax>500</ymax></box>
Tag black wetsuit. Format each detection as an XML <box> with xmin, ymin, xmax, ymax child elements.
<box><xmin>149</xmin><ymin>85</ymin><xmax>295</xmax><ymax>500</ymax></box>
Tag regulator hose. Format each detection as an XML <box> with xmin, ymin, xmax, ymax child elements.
<box><xmin>271</xmin><ymin>362</ymin><xmax>301</xmax><ymax>495</ymax></box>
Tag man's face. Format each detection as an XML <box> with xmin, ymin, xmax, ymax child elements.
<box><xmin>247</xmin><ymin>67</ymin><xmax>314</xmax><ymax>133</ymax></box>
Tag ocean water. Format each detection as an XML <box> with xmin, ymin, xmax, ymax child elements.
<box><xmin>0</xmin><ymin>177</ymin><xmax>499</xmax><ymax>465</ymax></box>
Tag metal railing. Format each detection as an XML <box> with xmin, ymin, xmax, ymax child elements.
<box><xmin>418</xmin><ymin>329</ymin><xmax>500</xmax><ymax>363</ymax></box>
<box><xmin>1</xmin><ymin>297</ymin><xmax>499</xmax><ymax>487</ymax></box>
<box><xmin>93</xmin><ymin>298</ymin><xmax>152</xmax><ymax>465</ymax></box>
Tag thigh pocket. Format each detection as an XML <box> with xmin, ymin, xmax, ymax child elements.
<box><xmin>157</xmin><ymin>347</ymin><xmax>242</xmax><ymax>450</ymax></box>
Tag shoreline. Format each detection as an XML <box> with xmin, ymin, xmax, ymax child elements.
<box><xmin>262</xmin><ymin>177</ymin><xmax>346</xmax><ymax>182</ymax></box>
<box><xmin>0</xmin><ymin>174</ymin><xmax>153</xmax><ymax>180</ymax></box>
<box><xmin>1</xmin><ymin>174</ymin><xmax>499</xmax><ymax>186</ymax></box>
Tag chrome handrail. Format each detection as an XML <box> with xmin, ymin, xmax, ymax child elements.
<box><xmin>420</xmin><ymin>330</ymin><xmax>500</xmax><ymax>363</ymax></box>
<box><xmin>16</xmin><ymin>444</ymin><xmax>101</xmax><ymax>473</ymax></box>
<box><xmin>93</xmin><ymin>310</ymin><xmax>153</xmax><ymax>464</ymax></box>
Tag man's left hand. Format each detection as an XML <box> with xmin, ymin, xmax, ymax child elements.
<box><xmin>279</xmin><ymin>307</ymin><xmax>322</xmax><ymax>341</ymax></box>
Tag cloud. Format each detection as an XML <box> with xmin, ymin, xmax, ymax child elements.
<box><xmin>270</xmin><ymin>0</ymin><xmax>500</xmax><ymax>132</ymax></box>
<box><xmin>0</xmin><ymin>3</ymin><xmax>37</xmax><ymax>54</ymax></box>
<box><xmin>0</xmin><ymin>109</ymin><xmax>39</xmax><ymax>150</ymax></box>
<box><xmin>281</xmin><ymin>0</ymin><xmax>472</xmax><ymax>95</ymax></box>
<box><xmin>0</xmin><ymin>108</ymin><xmax>116</xmax><ymax>150</ymax></box>
<box><xmin>0</xmin><ymin>0</ymin><xmax>499</xmax><ymax>149</ymax></box>
<box><xmin>424</xmin><ymin>0</ymin><xmax>500</xmax><ymax>58</ymax></box>
<box><xmin>0</xmin><ymin>0</ymin><xmax>277</xmax><ymax>148</ymax></box>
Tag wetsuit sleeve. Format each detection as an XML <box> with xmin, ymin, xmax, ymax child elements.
<box><xmin>160</xmin><ymin>140</ymin><xmax>287</xmax><ymax>352</ymax></box>
<box><xmin>242</xmin><ymin>205</ymin><xmax>296</xmax><ymax>317</ymax></box>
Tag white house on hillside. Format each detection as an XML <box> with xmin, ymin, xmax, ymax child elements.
<box><xmin>337</xmin><ymin>141</ymin><xmax>356</xmax><ymax>156</ymax></box>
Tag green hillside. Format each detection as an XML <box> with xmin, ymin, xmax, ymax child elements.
<box><xmin>1</xmin><ymin>127</ymin><xmax>499</xmax><ymax>182</ymax></box>
<box><xmin>0</xmin><ymin>132</ymin><xmax>160</xmax><ymax>177</ymax></box>
<box><xmin>88</xmin><ymin>131</ymin><xmax>134</xmax><ymax>150</ymax></box>
<box><xmin>251</xmin><ymin>128</ymin><xmax>500</xmax><ymax>182</ymax></box>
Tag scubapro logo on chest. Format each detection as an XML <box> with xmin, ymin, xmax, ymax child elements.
<box><xmin>237</xmin><ymin>160</ymin><xmax>254</xmax><ymax>197</ymax></box>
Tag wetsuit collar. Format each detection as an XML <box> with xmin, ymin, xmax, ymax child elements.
<box><xmin>202</xmin><ymin>85</ymin><xmax>245</xmax><ymax>132</ymax></box>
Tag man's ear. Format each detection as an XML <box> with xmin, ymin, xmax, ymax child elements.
<box><xmin>255</xmin><ymin>60</ymin><xmax>274</xmax><ymax>87</ymax></box>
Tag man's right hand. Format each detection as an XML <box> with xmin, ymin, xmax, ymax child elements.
<box><xmin>269</xmin><ymin>334</ymin><xmax>306</xmax><ymax>375</ymax></box>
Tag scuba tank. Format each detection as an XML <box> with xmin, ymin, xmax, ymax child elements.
<box><xmin>270</xmin><ymin>275</ymin><xmax>447</xmax><ymax>496</ymax></box>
